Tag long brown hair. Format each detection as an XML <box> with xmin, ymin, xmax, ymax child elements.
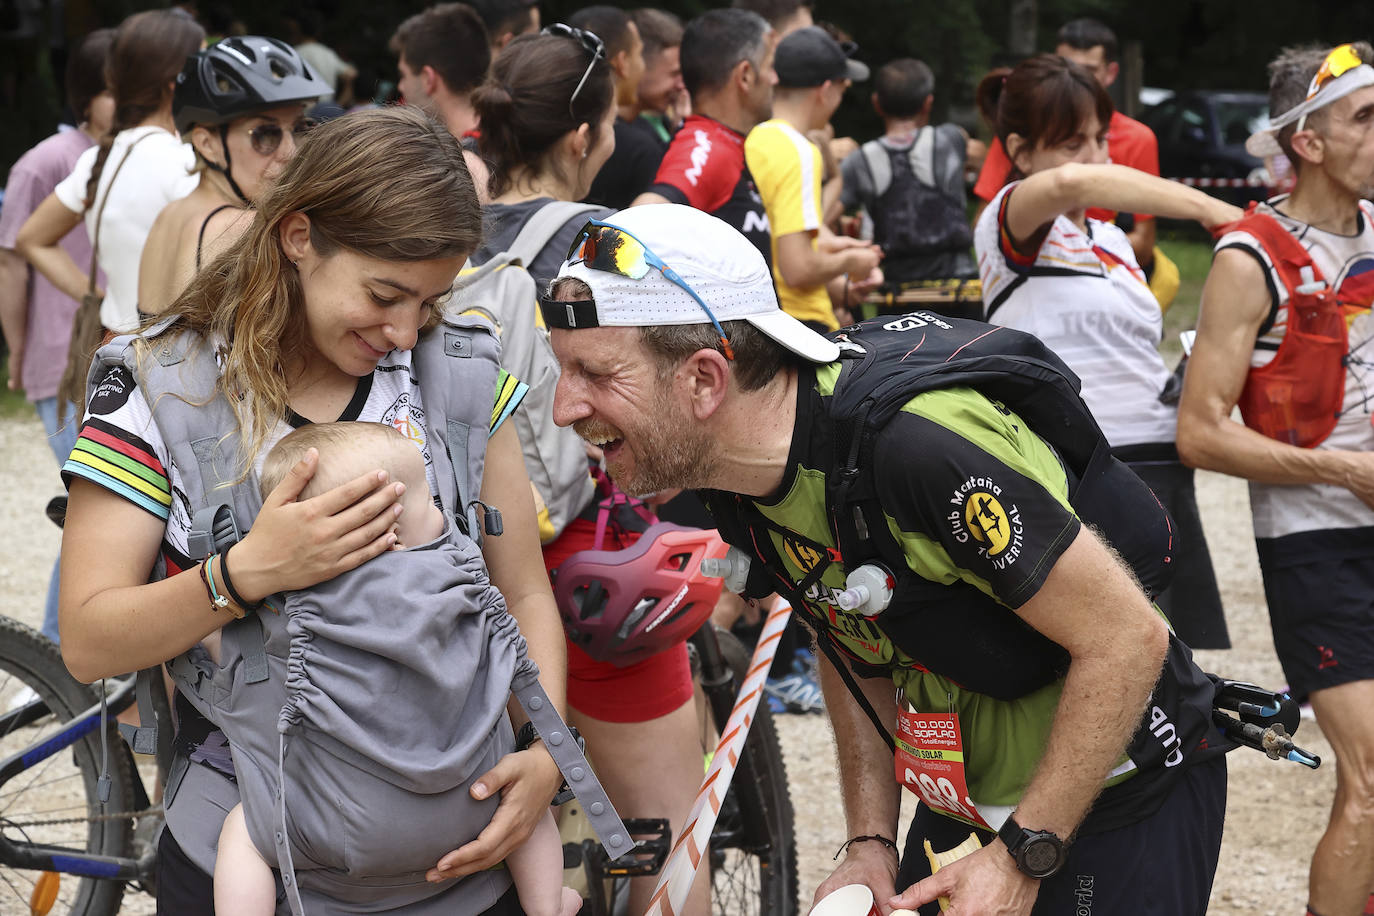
<box><xmin>83</xmin><ymin>10</ymin><xmax>205</xmax><ymax>210</ymax></box>
<box><xmin>975</xmin><ymin>54</ymin><xmax>1112</xmax><ymax>179</ymax></box>
<box><xmin>155</xmin><ymin>106</ymin><xmax>482</xmax><ymax>467</ymax></box>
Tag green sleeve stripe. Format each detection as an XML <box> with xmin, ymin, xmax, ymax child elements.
<box><xmin>490</xmin><ymin>369</ymin><xmax>528</xmax><ymax>434</ymax></box>
<box><xmin>899</xmin><ymin>388</ymin><xmax>1073</xmax><ymax>511</ymax></box>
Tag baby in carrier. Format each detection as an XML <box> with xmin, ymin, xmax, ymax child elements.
<box><xmin>210</xmin><ymin>421</ymin><xmax>581</xmax><ymax>916</ymax></box>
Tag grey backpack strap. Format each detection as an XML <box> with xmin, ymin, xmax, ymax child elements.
<box><xmin>510</xmin><ymin>671</ymin><xmax>631</xmax><ymax>859</ymax></box>
<box><xmin>102</xmin><ymin>326</ymin><xmax>270</xmax><ymax>759</ymax></box>
<box><xmin>414</xmin><ymin>315</ymin><xmax>504</xmax><ymax>540</ymax></box>
<box><xmin>276</xmin><ymin>733</ymin><xmax>308</xmax><ymax>916</ymax></box>
<box><xmin>861</xmin><ymin>140</ymin><xmax>892</xmax><ymax>198</ymax></box>
<box><xmin>910</xmin><ymin>125</ymin><xmax>937</xmax><ymax>188</ymax></box>
<box><xmin>506</xmin><ymin>200</ymin><xmax>603</xmax><ymax>267</ymax></box>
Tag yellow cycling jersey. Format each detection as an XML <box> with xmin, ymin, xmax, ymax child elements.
<box><xmin>744</xmin><ymin>119</ymin><xmax>837</xmax><ymax>331</ymax></box>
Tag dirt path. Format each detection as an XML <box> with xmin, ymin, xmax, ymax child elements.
<box><xmin>0</xmin><ymin>412</ymin><xmax>1332</xmax><ymax>914</ymax></box>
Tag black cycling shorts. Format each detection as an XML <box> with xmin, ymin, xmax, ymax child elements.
<box><xmin>1120</xmin><ymin>452</ymin><xmax>1229</xmax><ymax>650</ymax></box>
<box><xmin>1256</xmin><ymin>533</ymin><xmax>1374</xmax><ymax>702</ymax></box>
<box><xmin>895</xmin><ymin>755</ymin><xmax>1227</xmax><ymax>916</ymax></box>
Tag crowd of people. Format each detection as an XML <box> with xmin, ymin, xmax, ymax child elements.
<box><xmin>1</xmin><ymin>2</ymin><xmax>1372</xmax><ymax>915</ymax></box>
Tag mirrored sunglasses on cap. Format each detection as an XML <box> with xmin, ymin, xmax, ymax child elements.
<box><xmin>1297</xmin><ymin>44</ymin><xmax>1365</xmax><ymax>131</ymax></box>
<box><xmin>247</xmin><ymin>117</ymin><xmax>315</xmax><ymax>156</ymax></box>
<box><xmin>541</xmin><ymin>219</ymin><xmax>735</xmax><ymax>360</ymax></box>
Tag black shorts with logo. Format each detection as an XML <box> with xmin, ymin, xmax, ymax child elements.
<box><xmin>1256</xmin><ymin>528</ymin><xmax>1374</xmax><ymax>702</ymax></box>
<box><xmin>894</xmin><ymin>755</ymin><xmax>1227</xmax><ymax>916</ymax></box>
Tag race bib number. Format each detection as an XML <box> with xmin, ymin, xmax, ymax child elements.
<box><xmin>894</xmin><ymin>710</ymin><xmax>991</xmax><ymax>829</ymax></box>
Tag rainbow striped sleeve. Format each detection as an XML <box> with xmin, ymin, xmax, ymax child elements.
<box><xmin>62</xmin><ymin>417</ymin><xmax>172</xmax><ymax>520</ymax></box>
<box><xmin>490</xmin><ymin>368</ymin><xmax>528</xmax><ymax>435</ymax></box>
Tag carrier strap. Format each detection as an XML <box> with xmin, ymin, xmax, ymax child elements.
<box><xmin>510</xmin><ymin>677</ymin><xmax>631</xmax><ymax>859</ymax></box>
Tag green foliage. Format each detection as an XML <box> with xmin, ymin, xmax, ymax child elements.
<box><xmin>0</xmin><ymin>354</ymin><xmax>37</xmax><ymax>420</ymax></box>
<box><xmin>1156</xmin><ymin>232</ymin><xmax>1214</xmax><ymax>364</ymax></box>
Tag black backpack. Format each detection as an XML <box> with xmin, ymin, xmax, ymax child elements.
<box><xmin>703</xmin><ymin>312</ymin><xmax>1217</xmax><ymax>780</ymax></box>
<box><xmin>704</xmin><ymin>312</ymin><xmax>1177</xmax><ymax>695</ymax></box>
<box><xmin>861</xmin><ymin>130</ymin><xmax>973</xmax><ymax>282</ymax></box>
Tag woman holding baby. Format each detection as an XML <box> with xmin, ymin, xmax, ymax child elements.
<box><xmin>57</xmin><ymin>105</ymin><xmax>565</xmax><ymax>913</ymax></box>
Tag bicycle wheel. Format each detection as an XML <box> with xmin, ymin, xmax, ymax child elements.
<box><xmin>706</xmin><ymin>628</ymin><xmax>798</xmax><ymax>916</ymax></box>
<box><xmin>0</xmin><ymin>616</ymin><xmax>133</xmax><ymax>915</ymax></box>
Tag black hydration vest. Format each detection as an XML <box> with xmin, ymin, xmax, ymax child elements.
<box><xmin>707</xmin><ymin>311</ymin><xmax>1176</xmax><ymax>694</ymax></box>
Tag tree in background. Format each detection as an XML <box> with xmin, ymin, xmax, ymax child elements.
<box><xmin>7</xmin><ymin>0</ymin><xmax>1374</xmax><ymax>184</ymax></box>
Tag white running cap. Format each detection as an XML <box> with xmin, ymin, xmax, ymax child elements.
<box><xmin>1246</xmin><ymin>52</ymin><xmax>1374</xmax><ymax>157</ymax></box>
<box><xmin>549</xmin><ymin>204</ymin><xmax>840</xmax><ymax>364</ymax></box>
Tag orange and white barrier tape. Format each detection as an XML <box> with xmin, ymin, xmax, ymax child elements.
<box><xmin>642</xmin><ymin>599</ymin><xmax>794</xmax><ymax>916</ymax></box>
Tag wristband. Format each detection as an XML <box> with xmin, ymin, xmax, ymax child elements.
<box><xmin>219</xmin><ymin>545</ymin><xmax>261</xmax><ymax>611</ymax></box>
<box><xmin>833</xmin><ymin>834</ymin><xmax>899</xmax><ymax>860</ymax></box>
<box><xmin>199</xmin><ymin>555</ymin><xmax>246</xmax><ymax>619</ymax></box>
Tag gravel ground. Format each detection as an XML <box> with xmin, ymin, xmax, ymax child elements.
<box><xmin>0</xmin><ymin>411</ymin><xmax>1333</xmax><ymax>914</ymax></box>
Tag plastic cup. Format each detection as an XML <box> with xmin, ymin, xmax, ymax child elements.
<box><xmin>809</xmin><ymin>884</ymin><xmax>880</xmax><ymax>916</ymax></box>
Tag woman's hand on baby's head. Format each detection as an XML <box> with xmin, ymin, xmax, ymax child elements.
<box><xmin>233</xmin><ymin>449</ymin><xmax>405</xmax><ymax>596</ymax></box>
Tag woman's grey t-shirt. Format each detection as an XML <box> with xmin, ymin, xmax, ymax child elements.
<box><xmin>473</xmin><ymin>197</ymin><xmax>614</xmax><ymax>294</ymax></box>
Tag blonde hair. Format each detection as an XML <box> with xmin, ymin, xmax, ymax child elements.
<box><xmin>259</xmin><ymin>422</ymin><xmax>407</xmax><ymax>499</ymax></box>
<box><xmin>153</xmin><ymin>106</ymin><xmax>481</xmax><ymax>474</ymax></box>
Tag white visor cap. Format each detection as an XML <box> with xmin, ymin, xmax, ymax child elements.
<box><xmin>554</xmin><ymin>204</ymin><xmax>841</xmax><ymax>364</ymax></box>
<box><xmin>1246</xmin><ymin>62</ymin><xmax>1374</xmax><ymax>158</ymax></box>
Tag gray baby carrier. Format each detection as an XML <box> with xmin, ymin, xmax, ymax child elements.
<box><xmin>88</xmin><ymin>314</ymin><xmax>630</xmax><ymax>914</ymax></box>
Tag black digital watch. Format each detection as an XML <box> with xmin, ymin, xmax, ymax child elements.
<box><xmin>997</xmin><ymin>813</ymin><xmax>1067</xmax><ymax>879</ymax></box>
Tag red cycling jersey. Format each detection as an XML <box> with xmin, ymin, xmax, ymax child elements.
<box><xmin>649</xmin><ymin>114</ymin><xmax>772</xmax><ymax>265</ymax></box>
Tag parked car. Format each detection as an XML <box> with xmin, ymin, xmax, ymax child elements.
<box><xmin>1141</xmin><ymin>90</ymin><xmax>1272</xmax><ymax>206</ymax></box>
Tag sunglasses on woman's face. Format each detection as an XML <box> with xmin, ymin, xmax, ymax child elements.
<box><xmin>246</xmin><ymin>118</ymin><xmax>316</xmax><ymax>156</ymax></box>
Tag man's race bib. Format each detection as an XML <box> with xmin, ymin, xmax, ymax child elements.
<box><xmin>894</xmin><ymin>709</ymin><xmax>992</xmax><ymax>830</ymax></box>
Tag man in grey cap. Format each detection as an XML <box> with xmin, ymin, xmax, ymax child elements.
<box><xmin>744</xmin><ymin>26</ymin><xmax>881</xmax><ymax>334</ymax></box>
<box><xmin>1178</xmin><ymin>41</ymin><xmax>1374</xmax><ymax>916</ymax></box>
<box><xmin>541</xmin><ymin>203</ymin><xmax>1230</xmax><ymax>916</ymax></box>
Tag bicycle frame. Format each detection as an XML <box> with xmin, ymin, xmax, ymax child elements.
<box><xmin>0</xmin><ymin>675</ymin><xmax>153</xmax><ymax>882</ymax></box>
<box><xmin>689</xmin><ymin>624</ymin><xmax>776</xmax><ymax>854</ymax></box>
<box><xmin>574</xmin><ymin>622</ymin><xmax>787</xmax><ymax>913</ymax></box>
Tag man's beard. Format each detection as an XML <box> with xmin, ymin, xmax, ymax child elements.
<box><xmin>575</xmin><ymin>396</ymin><xmax>717</xmax><ymax>496</ymax></box>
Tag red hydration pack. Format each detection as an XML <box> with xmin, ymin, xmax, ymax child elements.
<box><xmin>1217</xmin><ymin>206</ymin><xmax>1350</xmax><ymax>448</ymax></box>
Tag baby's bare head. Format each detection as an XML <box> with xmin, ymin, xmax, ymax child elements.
<box><xmin>260</xmin><ymin>422</ymin><xmax>445</xmax><ymax>546</ymax></box>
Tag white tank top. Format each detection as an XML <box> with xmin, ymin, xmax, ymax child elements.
<box><xmin>1214</xmin><ymin>197</ymin><xmax>1374</xmax><ymax>538</ymax></box>
<box><xmin>976</xmin><ymin>183</ymin><xmax>1176</xmax><ymax>449</ymax></box>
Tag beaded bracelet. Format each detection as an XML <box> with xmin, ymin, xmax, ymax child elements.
<box><xmin>833</xmin><ymin>834</ymin><xmax>899</xmax><ymax>860</ymax></box>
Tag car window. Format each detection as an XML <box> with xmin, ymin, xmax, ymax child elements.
<box><xmin>1215</xmin><ymin>99</ymin><xmax>1269</xmax><ymax>147</ymax></box>
<box><xmin>1146</xmin><ymin>101</ymin><xmax>1182</xmax><ymax>143</ymax></box>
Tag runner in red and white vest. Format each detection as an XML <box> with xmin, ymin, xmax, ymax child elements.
<box><xmin>1178</xmin><ymin>41</ymin><xmax>1374</xmax><ymax>916</ymax></box>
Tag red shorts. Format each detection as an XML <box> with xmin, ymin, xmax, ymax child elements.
<box><xmin>543</xmin><ymin>516</ymin><xmax>694</xmax><ymax>723</ymax></box>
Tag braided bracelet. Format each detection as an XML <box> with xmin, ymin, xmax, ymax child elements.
<box><xmin>199</xmin><ymin>555</ymin><xmax>246</xmax><ymax>620</ymax></box>
<box><xmin>834</xmin><ymin>833</ymin><xmax>899</xmax><ymax>860</ymax></box>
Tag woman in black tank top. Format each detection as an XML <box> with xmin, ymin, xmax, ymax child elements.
<box><xmin>137</xmin><ymin>37</ymin><xmax>329</xmax><ymax>317</ymax></box>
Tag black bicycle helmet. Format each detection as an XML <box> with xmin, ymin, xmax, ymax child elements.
<box><xmin>174</xmin><ymin>36</ymin><xmax>330</xmax><ymax>133</ymax></box>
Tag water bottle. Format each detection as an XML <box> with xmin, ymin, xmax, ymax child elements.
<box><xmin>834</xmin><ymin>563</ymin><xmax>895</xmax><ymax>616</ymax></box>
<box><xmin>701</xmin><ymin>546</ymin><xmax>752</xmax><ymax>594</ymax></box>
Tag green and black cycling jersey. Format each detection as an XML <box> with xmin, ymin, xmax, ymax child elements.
<box><xmin>704</xmin><ymin>361</ymin><xmax>1228</xmax><ymax>834</ymax></box>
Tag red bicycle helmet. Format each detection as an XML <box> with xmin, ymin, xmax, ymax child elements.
<box><xmin>554</xmin><ymin>522</ymin><xmax>729</xmax><ymax>667</ymax></box>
